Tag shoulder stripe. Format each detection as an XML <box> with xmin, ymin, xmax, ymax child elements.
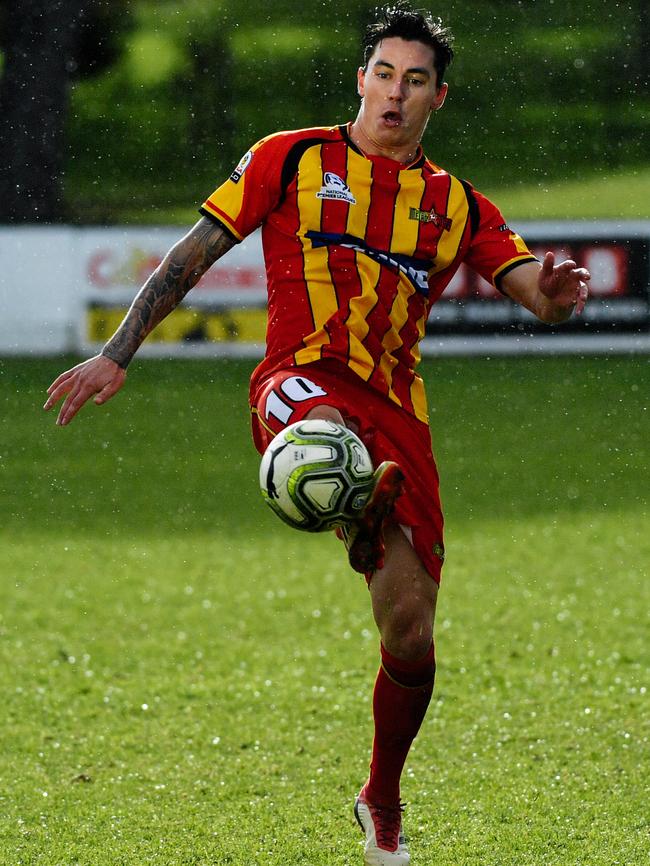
<box><xmin>198</xmin><ymin>205</ymin><xmax>242</xmax><ymax>242</ymax></box>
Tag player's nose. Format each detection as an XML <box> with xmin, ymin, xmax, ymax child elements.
<box><xmin>388</xmin><ymin>78</ymin><xmax>405</xmax><ymax>100</ymax></box>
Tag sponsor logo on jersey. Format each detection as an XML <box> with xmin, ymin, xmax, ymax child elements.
<box><xmin>316</xmin><ymin>172</ymin><xmax>357</xmax><ymax>204</ymax></box>
<box><xmin>409</xmin><ymin>207</ymin><xmax>452</xmax><ymax>231</ymax></box>
<box><xmin>498</xmin><ymin>223</ymin><xmax>510</xmax><ymax>232</ymax></box>
<box><xmin>432</xmin><ymin>542</ymin><xmax>445</xmax><ymax>562</ymax></box>
<box><xmin>306</xmin><ymin>230</ymin><xmax>431</xmax><ymax>296</ymax></box>
<box><xmin>230</xmin><ymin>150</ymin><xmax>253</xmax><ymax>184</ymax></box>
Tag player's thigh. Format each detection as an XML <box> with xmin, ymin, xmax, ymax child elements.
<box><xmin>369</xmin><ymin>522</ymin><xmax>438</xmax><ymax>657</ymax></box>
<box><xmin>250</xmin><ymin>368</ymin><xmax>353</xmax><ymax>453</ymax></box>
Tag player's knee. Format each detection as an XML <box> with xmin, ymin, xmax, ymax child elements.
<box><xmin>381</xmin><ymin>609</ymin><xmax>433</xmax><ymax>661</ymax></box>
<box><xmin>305</xmin><ymin>403</ymin><xmax>346</xmax><ymax>426</ymax></box>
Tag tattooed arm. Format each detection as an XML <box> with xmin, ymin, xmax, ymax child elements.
<box><xmin>101</xmin><ymin>217</ymin><xmax>235</xmax><ymax>369</ymax></box>
<box><xmin>44</xmin><ymin>218</ymin><xmax>236</xmax><ymax>426</ymax></box>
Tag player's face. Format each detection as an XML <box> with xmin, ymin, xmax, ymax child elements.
<box><xmin>356</xmin><ymin>37</ymin><xmax>447</xmax><ymax>153</ymax></box>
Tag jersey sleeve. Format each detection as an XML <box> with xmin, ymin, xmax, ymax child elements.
<box><xmin>462</xmin><ymin>183</ymin><xmax>538</xmax><ymax>293</ymax></box>
<box><xmin>199</xmin><ymin>134</ymin><xmax>288</xmax><ymax>242</ymax></box>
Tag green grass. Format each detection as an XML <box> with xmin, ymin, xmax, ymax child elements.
<box><xmin>487</xmin><ymin>166</ymin><xmax>650</xmax><ymax>221</ymax></box>
<box><xmin>1</xmin><ymin>357</ymin><xmax>648</xmax><ymax>865</ymax></box>
<box><xmin>105</xmin><ymin>166</ymin><xmax>650</xmax><ymax>226</ymax></box>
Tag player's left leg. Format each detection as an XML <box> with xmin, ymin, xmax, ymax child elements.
<box><xmin>355</xmin><ymin>524</ymin><xmax>438</xmax><ymax>865</ymax></box>
<box><xmin>367</xmin><ymin>523</ymin><xmax>438</xmax><ymax>800</ymax></box>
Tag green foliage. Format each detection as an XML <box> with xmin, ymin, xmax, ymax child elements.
<box><xmin>1</xmin><ymin>356</ymin><xmax>648</xmax><ymax>863</ymax></box>
<box><xmin>60</xmin><ymin>0</ymin><xmax>650</xmax><ymax>222</ymax></box>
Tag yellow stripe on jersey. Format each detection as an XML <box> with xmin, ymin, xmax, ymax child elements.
<box><xmin>428</xmin><ymin>176</ymin><xmax>468</xmax><ymax>275</ymax></box>
<box><xmin>293</xmin><ymin>144</ymin><xmax>337</xmax><ymax>365</ymax></box>
<box><xmin>345</xmin><ymin>151</ymin><xmax>372</xmax><ymax>239</ymax></box>
<box><xmin>201</xmin><ymin>199</ymin><xmax>244</xmax><ymax>241</ymax></box>
<box><xmin>392</xmin><ymin>170</ymin><xmax>425</xmax><ymax>256</ymax></box>
<box><xmin>410</xmin><ymin>376</ymin><xmax>428</xmax><ymax>423</ymax></box>
<box><xmin>511</xmin><ymin>231</ymin><xmax>530</xmax><ymax>255</ymax></box>
<box><xmin>408</xmin><ymin>309</ymin><xmax>430</xmax><ymax>421</ymax></box>
<box><xmin>344</xmin><ymin>148</ymin><xmax>398</xmax><ymax>391</ymax></box>
<box><xmin>346</xmin><ymin>255</ymin><xmax>383</xmax><ymax>382</ymax></box>
<box><xmin>377</xmin><ymin>280</ymin><xmax>417</xmax><ymax>405</ymax></box>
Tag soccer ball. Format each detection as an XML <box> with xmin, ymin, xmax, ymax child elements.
<box><xmin>259</xmin><ymin>419</ymin><xmax>375</xmax><ymax>532</ymax></box>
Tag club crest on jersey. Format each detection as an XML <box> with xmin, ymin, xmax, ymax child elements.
<box><xmin>409</xmin><ymin>207</ymin><xmax>452</xmax><ymax>231</ymax></box>
<box><xmin>316</xmin><ymin>172</ymin><xmax>357</xmax><ymax>204</ymax></box>
<box><xmin>230</xmin><ymin>150</ymin><xmax>253</xmax><ymax>184</ymax></box>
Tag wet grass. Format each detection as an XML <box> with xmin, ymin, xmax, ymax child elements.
<box><xmin>103</xmin><ymin>166</ymin><xmax>650</xmax><ymax>226</ymax></box>
<box><xmin>487</xmin><ymin>165</ymin><xmax>650</xmax><ymax>221</ymax></box>
<box><xmin>0</xmin><ymin>356</ymin><xmax>648</xmax><ymax>864</ymax></box>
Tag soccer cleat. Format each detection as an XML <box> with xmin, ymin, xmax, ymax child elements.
<box><xmin>354</xmin><ymin>785</ymin><xmax>410</xmax><ymax>866</ymax></box>
<box><xmin>338</xmin><ymin>461</ymin><xmax>404</xmax><ymax>573</ymax></box>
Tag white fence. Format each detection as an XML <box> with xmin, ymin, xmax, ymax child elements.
<box><xmin>1</xmin><ymin>221</ymin><xmax>648</xmax><ymax>357</ymax></box>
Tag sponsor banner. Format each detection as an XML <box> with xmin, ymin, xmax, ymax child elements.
<box><xmin>433</xmin><ymin>228</ymin><xmax>649</xmax><ymax>336</ymax></box>
<box><xmin>81</xmin><ymin>222</ymin><xmax>648</xmax><ymax>353</ymax></box>
<box><xmin>79</xmin><ymin>226</ymin><xmax>266</xmax><ymax>304</ymax></box>
<box><xmin>78</xmin><ymin>226</ymin><xmax>267</xmax><ymax>352</ymax></box>
<box><xmin>1</xmin><ymin>222</ymin><xmax>648</xmax><ymax>356</ymax></box>
<box><xmin>87</xmin><ymin>304</ymin><xmax>267</xmax><ymax>345</ymax></box>
<box><xmin>0</xmin><ymin>227</ymin><xmax>78</xmax><ymax>353</ymax></box>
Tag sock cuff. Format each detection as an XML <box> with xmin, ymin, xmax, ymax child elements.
<box><xmin>380</xmin><ymin>641</ymin><xmax>435</xmax><ymax>688</ymax></box>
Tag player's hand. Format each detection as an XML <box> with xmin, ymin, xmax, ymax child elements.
<box><xmin>43</xmin><ymin>354</ymin><xmax>127</xmax><ymax>426</ymax></box>
<box><xmin>538</xmin><ymin>251</ymin><xmax>590</xmax><ymax>314</ymax></box>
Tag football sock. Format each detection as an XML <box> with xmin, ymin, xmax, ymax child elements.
<box><xmin>366</xmin><ymin>641</ymin><xmax>436</xmax><ymax>807</ymax></box>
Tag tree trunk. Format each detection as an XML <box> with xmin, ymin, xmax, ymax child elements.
<box><xmin>0</xmin><ymin>0</ymin><xmax>88</xmax><ymax>222</ymax></box>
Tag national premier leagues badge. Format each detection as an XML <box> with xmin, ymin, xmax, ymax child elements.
<box><xmin>409</xmin><ymin>207</ymin><xmax>452</xmax><ymax>231</ymax></box>
<box><xmin>230</xmin><ymin>150</ymin><xmax>253</xmax><ymax>184</ymax></box>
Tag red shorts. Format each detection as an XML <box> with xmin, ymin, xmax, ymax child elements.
<box><xmin>250</xmin><ymin>360</ymin><xmax>445</xmax><ymax>584</ymax></box>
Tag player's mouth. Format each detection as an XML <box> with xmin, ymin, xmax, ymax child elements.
<box><xmin>381</xmin><ymin>110</ymin><xmax>402</xmax><ymax>128</ymax></box>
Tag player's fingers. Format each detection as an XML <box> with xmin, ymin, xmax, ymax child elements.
<box><xmin>45</xmin><ymin>369</ymin><xmax>75</xmax><ymax>399</ymax></box>
<box><xmin>93</xmin><ymin>375</ymin><xmax>125</xmax><ymax>405</ymax></box>
<box><xmin>43</xmin><ymin>377</ymin><xmax>76</xmax><ymax>410</ymax></box>
<box><xmin>541</xmin><ymin>251</ymin><xmax>555</xmax><ymax>274</ymax></box>
<box><xmin>56</xmin><ymin>383</ymin><xmax>96</xmax><ymax>426</ymax></box>
<box><xmin>575</xmin><ymin>282</ymin><xmax>589</xmax><ymax>315</ymax></box>
<box><xmin>555</xmin><ymin>259</ymin><xmax>578</xmax><ymax>277</ymax></box>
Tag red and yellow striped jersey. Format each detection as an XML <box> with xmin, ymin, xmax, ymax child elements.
<box><xmin>200</xmin><ymin>124</ymin><xmax>536</xmax><ymax>423</ymax></box>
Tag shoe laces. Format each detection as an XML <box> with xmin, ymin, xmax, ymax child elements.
<box><xmin>370</xmin><ymin>801</ymin><xmax>404</xmax><ymax>850</ymax></box>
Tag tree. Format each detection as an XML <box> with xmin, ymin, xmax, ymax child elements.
<box><xmin>0</xmin><ymin>0</ymin><xmax>128</xmax><ymax>222</ymax></box>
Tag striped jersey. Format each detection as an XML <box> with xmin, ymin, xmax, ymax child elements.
<box><xmin>200</xmin><ymin>124</ymin><xmax>536</xmax><ymax>423</ymax></box>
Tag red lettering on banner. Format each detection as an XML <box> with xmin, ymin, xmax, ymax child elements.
<box><xmin>195</xmin><ymin>266</ymin><xmax>266</xmax><ymax>291</ymax></box>
<box><xmin>87</xmin><ymin>251</ymin><xmax>113</xmax><ymax>288</ymax></box>
<box><xmin>582</xmin><ymin>245</ymin><xmax>628</xmax><ymax>297</ymax></box>
<box><xmin>135</xmin><ymin>255</ymin><xmax>163</xmax><ymax>285</ymax></box>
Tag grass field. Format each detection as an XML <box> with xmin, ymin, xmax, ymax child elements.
<box><xmin>487</xmin><ymin>166</ymin><xmax>650</xmax><ymax>221</ymax></box>
<box><xmin>114</xmin><ymin>166</ymin><xmax>650</xmax><ymax>226</ymax></box>
<box><xmin>1</xmin><ymin>356</ymin><xmax>648</xmax><ymax>865</ymax></box>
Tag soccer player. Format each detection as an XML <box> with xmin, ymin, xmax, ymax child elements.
<box><xmin>44</xmin><ymin>5</ymin><xmax>590</xmax><ymax>864</ymax></box>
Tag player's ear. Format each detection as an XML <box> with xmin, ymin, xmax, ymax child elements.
<box><xmin>431</xmin><ymin>82</ymin><xmax>448</xmax><ymax>112</ymax></box>
<box><xmin>357</xmin><ymin>66</ymin><xmax>366</xmax><ymax>97</ymax></box>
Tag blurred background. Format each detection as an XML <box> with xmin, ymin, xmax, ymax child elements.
<box><xmin>1</xmin><ymin>0</ymin><xmax>648</xmax><ymax>225</ymax></box>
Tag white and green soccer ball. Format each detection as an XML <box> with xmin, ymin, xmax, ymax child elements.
<box><xmin>259</xmin><ymin>419</ymin><xmax>375</xmax><ymax>532</ymax></box>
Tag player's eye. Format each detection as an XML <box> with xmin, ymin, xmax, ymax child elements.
<box><xmin>408</xmin><ymin>78</ymin><xmax>425</xmax><ymax>86</ymax></box>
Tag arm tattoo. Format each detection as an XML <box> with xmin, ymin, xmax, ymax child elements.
<box><xmin>101</xmin><ymin>218</ymin><xmax>236</xmax><ymax>368</ymax></box>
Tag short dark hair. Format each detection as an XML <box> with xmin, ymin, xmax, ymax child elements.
<box><xmin>363</xmin><ymin>3</ymin><xmax>454</xmax><ymax>86</ymax></box>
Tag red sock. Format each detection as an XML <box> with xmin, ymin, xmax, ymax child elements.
<box><xmin>365</xmin><ymin>642</ymin><xmax>436</xmax><ymax>807</ymax></box>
